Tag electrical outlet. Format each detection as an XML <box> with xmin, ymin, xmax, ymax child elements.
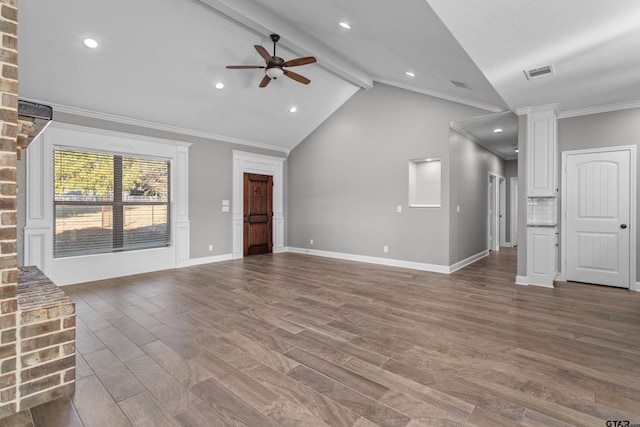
<box><xmin>208</xmin><ymin>244</ymin><xmax>213</xmax><ymax>251</ymax></box>
<box><xmin>383</xmin><ymin>245</ymin><xmax>388</xmax><ymax>253</ymax></box>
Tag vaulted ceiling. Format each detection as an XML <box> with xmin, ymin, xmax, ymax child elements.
<box><xmin>18</xmin><ymin>0</ymin><xmax>640</xmax><ymax>154</ymax></box>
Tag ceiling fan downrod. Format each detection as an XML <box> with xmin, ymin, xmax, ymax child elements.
<box><xmin>270</xmin><ymin>33</ymin><xmax>280</xmax><ymax>57</ymax></box>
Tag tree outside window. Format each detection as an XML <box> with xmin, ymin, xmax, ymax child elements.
<box><xmin>53</xmin><ymin>149</ymin><xmax>171</xmax><ymax>258</ymax></box>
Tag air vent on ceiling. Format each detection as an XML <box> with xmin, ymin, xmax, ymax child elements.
<box><xmin>524</xmin><ymin>64</ymin><xmax>555</xmax><ymax>80</ymax></box>
<box><xmin>451</xmin><ymin>80</ymin><xmax>471</xmax><ymax>89</ymax></box>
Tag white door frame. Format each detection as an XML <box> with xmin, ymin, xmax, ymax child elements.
<box><xmin>488</xmin><ymin>172</ymin><xmax>502</xmax><ymax>251</ymax></box>
<box><xmin>232</xmin><ymin>151</ymin><xmax>286</xmax><ymax>259</ymax></box>
<box><xmin>510</xmin><ymin>177</ymin><xmax>519</xmax><ymax>246</ymax></box>
<box><xmin>560</xmin><ymin>145</ymin><xmax>637</xmax><ymax>291</ymax></box>
<box><xmin>499</xmin><ymin>176</ymin><xmax>507</xmax><ymax>246</ymax></box>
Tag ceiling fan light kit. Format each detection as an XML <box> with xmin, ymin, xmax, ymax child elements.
<box><xmin>266</xmin><ymin>67</ymin><xmax>284</xmax><ymax>79</ymax></box>
<box><xmin>226</xmin><ymin>33</ymin><xmax>316</xmax><ymax>88</ymax></box>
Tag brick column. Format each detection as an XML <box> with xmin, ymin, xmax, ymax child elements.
<box><xmin>0</xmin><ymin>0</ymin><xmax>18</xmax><ymax>419</ymax></box>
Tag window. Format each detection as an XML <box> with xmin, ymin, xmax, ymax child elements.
<box><xmin>54</xmin><ymin>149</ymin><xmax>171</xmax><ymax>258</ymax></box>
<box><xmin>409</xmin><ymin>157</ymin><xmax>441</xmax><ymax>207</ymax></box>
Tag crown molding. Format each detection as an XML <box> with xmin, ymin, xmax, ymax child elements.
<box><xmin>374</xmin><ymin>79</ymin><xmax>505</xmax><ymax>113</ymax></box>
<box><xmin>514</xmin><ymin>103</ymin><xmax>559</xmax><ymax>116</ymax></box>
<box><xmin>450</xmin><ymin>121</ymin><xmax>512</xmax><ymax>161</ymax></box>
<box><xmin>23</xmin><ymin>98</ymin><xmax>290</xmax><ymax>155</ymax></box>
<box><xmin>450</xmin><ymin>122</ymin><xmax>481</xmax><ymax>144</ymax></box>
<box><xmin>558</xmin><ymin>99</ymin><xmax>640</xmax><ymax>119</ymax></box>
<box><xmin>49</xmin><ymin>121</ymin><xmax>194</xmax><ymax>149</ymax></box>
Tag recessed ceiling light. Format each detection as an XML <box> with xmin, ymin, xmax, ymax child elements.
<box><xmin>493</xmin><ymin>128</ymin><xmax>503</xmax><ymax>133</ymax></box>
<box><xmin>215</xmin><ymin>82</ymin><xmax>224</xmax><ymax>90</ymax></box>
<box><xmin>83</xmin><ymin>38</ymin><xmax>98</xmax><ymax>49</ymax></box>
<box><xmin>339</xmin><ymin>22</ymin><xmax>351</xmax><ymax>30</ymax></box>
<box><xmin>406</xmin><ymin>72</ymin><xmax>415</xmax><ymax>77</ymax></box>
<box><xmin>289</xmin><ymin>106</ymin><xmax>297</xmax><ymax>113</ymax></box>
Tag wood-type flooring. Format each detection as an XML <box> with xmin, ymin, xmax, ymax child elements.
<box><xmin>5</xmin><ymin>248</ymin><xmax>640</xmax><ymax>426</ymax></box>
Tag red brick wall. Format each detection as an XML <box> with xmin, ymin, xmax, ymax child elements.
<box><xmin>0</xmin><ymin>0</ymin><xmax>18</xmax><ymax>419</ymax></box>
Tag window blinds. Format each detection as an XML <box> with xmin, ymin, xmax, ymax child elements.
<box><xmin>54</xmin><ymin>149</ymin><xmax>171</xmax><ymax>258</ymax></box>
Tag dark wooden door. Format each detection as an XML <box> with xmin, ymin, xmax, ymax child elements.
<box><xmin>243</xmin><ymin>173</ymin><xmax>273</xmax><ymax>256</ymax></box>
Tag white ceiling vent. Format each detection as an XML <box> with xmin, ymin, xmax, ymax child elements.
<box><xmin>451</xmin><ymin>80</ymin><xmax>471</xmax><ymax>89</ymax></box>
<box><xmin>524</xmin><ymin>65</ymin><xmax>555</xmax><ymax>80</ymax></box>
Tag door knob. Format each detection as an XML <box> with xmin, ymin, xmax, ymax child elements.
<box><xmin>621</xmin><ymin>224</ymin><xmax>627</xmax><ymax>229</ymax></box>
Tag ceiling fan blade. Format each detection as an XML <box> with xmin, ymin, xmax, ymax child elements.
<box><xmin>254</xmin><ymin>45</ymin><xmax>272</xmax><ymax>63</ymax></box>
<box><xmin>283</xmin><ymin>56</ymin><xmax>317</xmax><ymax>67</ymax></box>
<box><xmin>284</xmin><ymin>70</ymin><xmax>311</xmax><ymax>85</ymax></box>
<box><xmin>226</xmin><ymin>65</ymin><xmax>265</xmax><ymax>69</ymax></box>
<box><xmin>259</xmin><ymin>74</ymin><xmax>271</xmax><ymax>88</ymax></box>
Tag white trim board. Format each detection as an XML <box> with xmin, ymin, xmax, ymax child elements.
<box><xmin>516</xmin><ymin>279</ymin><xmax>554</xmax><ymax>289</ymax></box>
<box><xmin>286</xmin><ymin>247</ymin><xmax>488</xmax><ymax>275</ymax></box>
<box><xmin>22</xmin><ymin>98</ymin><xmax>290</xmax><ymax>155</ymax></box>
<box><xmin>449</xmin><ymin>250</ymin><xmax>489</xmax><ymax>273</ymax></box>
<box><xmin>558</xmin><ymin>99</ymin><xmax>640</xmax><ymax>119</ymax></box>
<box><xmin>24</xmin><ymin>122</ymin><xmax>191</xmax><ymax>286</ymax></box>
<box><xmin>516</xmin><ymin>275</ymin><xmax>556</xmax><ymax>288</ymax></box>
<box><xmin>181</xmin><ymin>253</ymin><xmax>233</xmax><ymax>267</ymax></box>
<box><xmin>232</xmin><ymin>151</ymin><xmax>286</xmax><ymax>259</ymax></box>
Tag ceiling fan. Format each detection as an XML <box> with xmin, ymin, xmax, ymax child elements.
<box><xmin>226</xmin><ymin>34</ymin><xmax>317</xmax><ymax>88</ymax></box>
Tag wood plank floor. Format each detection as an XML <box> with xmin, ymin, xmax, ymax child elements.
<box><xmin>7</xmin><ymin>248</ymin><xmax>640</xmax><ymax>426</ymax></box>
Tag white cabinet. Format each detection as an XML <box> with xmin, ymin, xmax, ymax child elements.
<box><xmin>526</xmin><ymin>108</ymin><xmax>557</xmax><ymax>197</ymax></box>
<box><xmin>527</xmin><ymin>227</ymin><xmax>557</xmax><ymax>287</ymax></box>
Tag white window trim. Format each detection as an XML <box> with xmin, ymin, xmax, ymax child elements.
<box><xmin>24</xmin><ymin>122</ymin><xmax>191</xmax><ymax>285</ymax></box>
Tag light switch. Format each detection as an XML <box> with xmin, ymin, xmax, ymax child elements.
<box><xmin>397</xmin><ymin>205</ymin><xmax>402</xmax><ymax>213</ymax></box>
<box><xmin>457</xmin><ymin>206</ymin><xmax>460</xmax><ymax>213</ymax></box>
<box><xmin>222</xmin><ymin>200</ymin><xmax>230</xmax><ymax>206</ymax></box>
<box><xmin>222</xmin><ymin>206</ymin><xmax>229</xmax><ymax>212</ymax></box>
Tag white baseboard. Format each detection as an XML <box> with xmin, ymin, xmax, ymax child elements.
<box><xmin>515</xmin><ymin>275</ymin><xmax>555</xmax><ymax>288</ymax></box>
<box><xmin>531</xmin><ymin>282</ymin><xmax>554</xmax><ymax>288</ymax></box>
<box><xmin>181</xmin><ymin>253</ymin><xmax>233</xmax><ymax>267</ymax></box>
<box><xmin>285</xmin><ymin>247</ymin><xmax>492</xmax><ymax>275</ymax></box>
<box><xmin>632</xmin><ymin>281</ymin><xmax>640</xmax><ymax>292</ymax></box>
<box><xmin>448</xmin><ymin>250</ymin><xmax>489</xmax><ymax>273</ymax></box>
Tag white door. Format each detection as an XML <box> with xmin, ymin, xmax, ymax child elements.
<box><xmin>566</xmin><ymin>150</ymin><xmax>631</xmax><ymax>288</ymax></box>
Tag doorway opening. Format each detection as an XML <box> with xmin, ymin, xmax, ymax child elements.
<box><xmin>488</xmin><ymin>173</ymin><xmax>505</xmax><ymax>252</ymax></box>
<box><xmin>510</xmin><ymin>177</ymin><xmax>518</xmax><ymax>246</ymax></box>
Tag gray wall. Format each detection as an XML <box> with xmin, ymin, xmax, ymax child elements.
<box><xmin>558</xmin><ymin>107</ymin><xmax>640</xmax><ymax>282</ymax></box>
<box><xmin>17</xmin><ymin>111</ymin><xmax>285</xmax><ymax>263</ymax></box>
<box><xmin>287</xmin><ymin>83</ymin><xmax>486</xmax><ymax>266</ymax></box>
<box><xmin>449</xmin><ymin>129</ymin><xmax>505</xmax><ymax>265</ymax></box>
<box><xmin>504</xmin><ymin>159</ymin><xmax>518</xmax><ymax>243</ymax></box>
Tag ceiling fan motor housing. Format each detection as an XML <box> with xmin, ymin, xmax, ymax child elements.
<box><xmin>266</xmin><ymin>58</ymin><xmax>284</xmax><ymax>79</ymax></box>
